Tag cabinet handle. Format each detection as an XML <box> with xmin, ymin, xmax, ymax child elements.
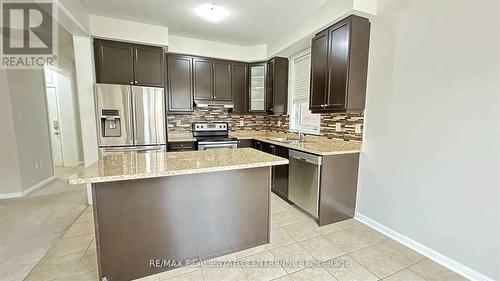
<box><xmin>135</xmin><ymin>80</ymin><xmax>138</xmax><ymax>84</ymax></box>
<box><xmin>130</xmin><ymin>81</ymin><xmax>134</xmax><ymax>85</ymax></box>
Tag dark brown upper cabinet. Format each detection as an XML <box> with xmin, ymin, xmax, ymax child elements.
<box><xmin>133</xmin><ymin>44</ymin><xmax>165</xmax><ymax>87</ymax></box>
<box><xmin>193</xmin><ymin>57</ymin><xmax>213</xmax><ymax>101</ymax></box>
<box><xmin>266</xmin><ymin>57</ymin><xmax>289</xmax><ymax>114</ymax></box>
<box><xmin>94</xmin><ymin>39</ymin><xmax>134</xmax><ymax>85</ymax></box>
<box><xmin>213</xmin><ymin>60</ymin><xmax>232</xmax><ymax>101</ymax></box>
<box><xmin>94</xmin><ymin>39</ymin><xmax>164</xmax><ymax>87</ymax></box>
<box><xmin>309</xmin><ymin>15</ymin><xmax>370</xmax><ymax>113</ymax></box>
<box><xmin>232</xmin><ymin>62</ymin><xmax>249</xmax><ymax>114</ymax></box>
<box><xmin>310</xmin><ymin>30</ymin><xmax>329</xmax><ymax>112</ymax></box>
<box><xmin>166</xmin><ymin>54</ymin><xmax>194</xmax><ymax>113</ymax></box>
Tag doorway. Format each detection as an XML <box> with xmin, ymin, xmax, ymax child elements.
<box><xmin>44</xmin><ymin>67</ymin><xmax>84</xmax><ymax>178</ymax></box>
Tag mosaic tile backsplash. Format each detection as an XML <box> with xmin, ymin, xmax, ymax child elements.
<box><xmin>167</xmin><ymin>107</ymin><xmax>363</xmax><ymax>142</ymax></box>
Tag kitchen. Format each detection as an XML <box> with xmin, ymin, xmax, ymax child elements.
<box><xmin>1</xmin><ymin>1</ymin><xmax>498</xmax><ymax>281</ymax></box>
<box><xmin>70</xmin><ymin>13</ymin><xmax>368</xmax><ymax>281</ymax></box>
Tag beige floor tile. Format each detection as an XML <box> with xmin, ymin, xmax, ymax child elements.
<box><xmin>157</xmin><ymin>266</ymin><xmax>200</xmax><ymax>280</ymax></box>
<box><xmin>318</xmin><ymin>219</ymin><xmax>357</xmax><ymax>235</ymax></box>
<box><xmin>299</xmin><ymin>236</ymin><xmax>345</xmax><ymax>261</ymax></box>
<box><xmin>382</xmin><ymin>269</ymin><xmax>426</xmax><ymax>281</ymax></box>
<box><xmin>24</xmin><ymin>252</ymin><xmax>84</xmax><ymax>281</ymax></box>
<box><xmin>349</xmin><ymin>245</ymin><xmax>406</xmax><ymax>278</ymax></box>
<box><xmin>46</xmin><ymin>234</ymin><xmax>94</xmax><ymax>258</ymax></box>
<box><xmin>323</xmin><ymin>255</ymin><xmax>378</xmax><ymax>281</ymax></box>
<box><xmin>323</xmin><ymin>229</ymin><xmax>370</xmax><ymax>254</ymax></box>
<box><xmin>63</xmin><ymin>221</ymin><xmax>94</xmax><ymax>238</ymax></box>
<box><xmin>374</xmin><ymin>240</ymin><xmax>425</xmax><ymax>267</ymax></box>
<box><xmin>74</xmin><ymin>248</ymin><xmax>98</xmax><ymax>274</ymax></box>
<box><xmin>202</xmin><ymin>266</ymin><xmax>247</xmax><ymax>281</ymax></box>
<box><xmin>240</xmin><ymin>251</ymin><xmax>287</xmax><ymax>281</ymax></box>
<box><xmin>409</xmin><ymin>259</ymin><xmax>469</xmax><ymax>281</ymax></box>
<box><xmin>289</xmin><ymin>266</ymin><xmax>336</xmax><ymax>281</ymax></box>
<box><xmin>75</xmin><ymin>211</ymin><xmax>94</xmax><ymax>224</ymax></box>
<box><xmin>267</xmin><ymin>228</ymin><xmax>296</xmax><ymax>250</ymax></box>
<box><xmin>272</xmin><ymin>208</ymin><xmax>310</xmax><ymax>227</ymax></box>
<box><xmin>343</xmin><ymin>224</ymin><xmax>388</xmax><ymax>246</ymax></box>
<box><xmin>272</xmin><ymin>276</ymin><xmax>293</xmax><ymax>281</ymax></box>
<box><xmin>282</xmin><ymin>220</ymin><xmax>321</xmax><ymax>242</ymax></box>
<box><xmin>232</xmin><ymin>244</ymin><xmax>270</xmax><ymax>259</ymax></box>
<box><xmin>270</xmin><ymin>243</ymin><xmax>315</xmax><ymax>274</ymax></box>
<box><xmin>271</xmin><ymin>198</ymin><xmax>292</xmax><ymax>214</ymax></box>
<box><xmin>163</xmin><ymin>270</ymin><xmax>203</xmax><ymax>281</ymax></box>
<box><xmin>54</xmin><ymin>270</ymin><xmax>99</xmax><ymax>281</ymax></box>
<box><xmin>134</xmin><ymin>273</ymin><xmax>161</xmax><ymax>281</ymax></box>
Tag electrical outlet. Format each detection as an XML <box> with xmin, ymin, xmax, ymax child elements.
<box><xmin>355</xmin><ymin>124</ymin><xmax>362</xmax><ymax>134</ymax></box>
<box><xmin>335</xmin><ymin>123</ymin><xmax>342</xmax><ymax>132</ymax></box>
<box><xmin>176</xmin><ymin>120</ymin><xmax>182</xmax><ymax>126</ymax></box>
<box><xmin>38</xmin><ymin>160</ymin><xmax>44</xmax><ymax>168</ymax></box>
<box><xmin>239</xmin><ymin>120</ymin><xmax>244</xmax><ymax>126</ymax></box>
<box><xmin>34</xmin><ymin>161</ymin><xmax>39</xmax><ymax>169</ymax></box>
<box><xmin>277</xmin><ymin>121</ymin><xmax>281</xmax><ymax>127</ymax></box>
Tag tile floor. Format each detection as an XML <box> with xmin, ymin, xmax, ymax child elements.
<box><xmin>0</xmin><ymin>165</ymin><xmax>87</xmax><ymax>281</ymax></box>
<box><xmin>19</xmin><ymin>192</ymin><xmax>469</xmax><ymax>281</ymax></box>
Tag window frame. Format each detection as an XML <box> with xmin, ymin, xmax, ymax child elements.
<box><xmin>288</xmin><ymin>48</ymin><xmax>321</xmax><ymax>135</ymax></box>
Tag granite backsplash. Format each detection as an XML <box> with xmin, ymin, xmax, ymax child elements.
<box><xmin>167</xmin><ymin>107</ymin><xmax>363</xmax><ymax>141</ymax></box>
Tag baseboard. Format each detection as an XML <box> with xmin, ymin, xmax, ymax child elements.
<box><xmin>355</xmin><ymin>212</ymin><xmax>495</xmax><ymax>281</ymax></box>
<box><xmin>0</xmin><ymin>176</ymin><xmax>56</xmax><ymax>200</ymax></box>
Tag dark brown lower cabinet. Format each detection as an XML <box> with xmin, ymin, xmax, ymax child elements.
<box><xmin>270</xmin><ymin>144</ymin><xmax>289</xmax><ymax>199</ymax></box>
<box><xmin>167</xmin><ymin>141</ymin><xmax>196</xmax><ymax>151</ymax></box>
<box><xmin>238</xmin><ymin>139</ymin><xmax>253</xmax><ymax>148</ymax></box>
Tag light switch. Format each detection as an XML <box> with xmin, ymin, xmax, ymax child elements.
<box><xmin>355</xmin><ymin>124</ymin><xmax>362</xmax><ymax>134</ymax></box>
<box><xmin>335</xmin><ymin>123</ymin><xmax>342</xmax><ymax>132</ymax></box>
<box><xmin>239</xmin><ymin>120</ymin><xmax>244</xmax><ymax>126</ymax></box>
<box><xmin>277</xmin><ymin>121</ymin><xmax>281</xmax><ymax>127</ymax></box>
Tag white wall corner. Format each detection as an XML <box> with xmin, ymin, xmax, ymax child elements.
<box><xmin>89</xmin><ymin>15</ymin><xmax>169</xmax><ymax>47</ymax></box>
<box><xmin>353</xmin><ymin>0</ymin><xmax>378</xmax><ymax>15</ymax></box>
<box><xmin>355</xmin><ymin>212</ymin><xmax>497</xmax><ymax>281</ymax></box>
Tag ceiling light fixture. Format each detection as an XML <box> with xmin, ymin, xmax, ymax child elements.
<box><xmin>194</xmin><ymin>3</ymin><xmax>229</xmax><ymax>23</ymax></box>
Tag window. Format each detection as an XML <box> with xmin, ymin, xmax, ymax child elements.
<box><xmin>289</xmin><ymin>50</ymin><xmax>320</xmax><ymax>134</ymax></box>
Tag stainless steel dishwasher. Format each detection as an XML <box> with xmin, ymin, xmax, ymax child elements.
<box><xmin>288</xmin><ymin>150</ymin><xmax>322</xmax><ymax>218</ymax></box>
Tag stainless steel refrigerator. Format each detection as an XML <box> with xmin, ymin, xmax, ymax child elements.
<box><xmin>95</xmin><ymin>84</ymin><xmax>166</xmax><ymax>155</ymax></box>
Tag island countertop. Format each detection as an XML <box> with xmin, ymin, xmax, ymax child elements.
<box><xmin>69</xmin><ymin>148</ymin><xmax>288</xmax><ymax>184</ymax></box>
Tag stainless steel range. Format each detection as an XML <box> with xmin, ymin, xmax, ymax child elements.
<box><xmin>192</xmin><ymin>122</ymin><xmax>238</xmax><ymax>150</ymax></box>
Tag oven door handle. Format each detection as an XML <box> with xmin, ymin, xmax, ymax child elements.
<box><xmin>199</xmin><ymin>143</ymin><xmax>237</xmax><ymax>150</ymax></box>
<box><xmin>198</xmin><ymin>141</ymin><xmax>238</xmax><ymax>145</ymax></box>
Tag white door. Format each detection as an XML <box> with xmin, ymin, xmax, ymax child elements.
<box><xmin>46</xmin><ymin>87</ymin><xmax>63</xmax><ymax>166</ymax></box>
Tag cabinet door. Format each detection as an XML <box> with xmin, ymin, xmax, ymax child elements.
<box><xmin>273</xmin><ymin>145</ymin><xmax>289</xmax><ymax>197</ymax></box>
<box><xmin>272</xmin><ymin>57</ymin><xmax>289</xmax><ymax>114</ymax></box>
<box><xmin>265</xmin><ymin>60</ymin><xmax>274</xmax><ymax>113</ymax></box>
<box><xmin>213</xmin><ymin>60</ymin><xmax>232</xmax><ymax>101</ymax></box>
<box><xmin>238</xmin><ymin>139</ymin><xmax>253</xmax><ymax>148</ymax></box>
<box><xmin>133</xmin><ymin>45</ymin><xmax>164</xmax><ymax>87</ymax></box>
<box><xmin>94</xmin><ymin>39</ymin><xmax>134</xmax><ymax>84</ymax></box>
<box><xmin>309</xmin><ymin>30</ymin><xmax>329</xmax><ymax>111</ymax></box>
<box><xmin>232</xmin><ymin>63</ymin><xmax>248</xmax><ymax>114</ymax></box>
<box><xmin>326</xmin><ymin>22</ymin><xmax>350</xmax><ymax>111</ymax></box>
<box><xmin>249</xmin><ymin>63</ymin><xmax>266</xmax><ymax>113</ymax></box>
<box><xmin>193</xmin><ymin>57</ymin><xmax>213</xmax><ymax>100</ymax></box>
<box><xmin>166</xmin><ymin>55</ymin><xmax>193</xmax><ymax>112</ymax></box>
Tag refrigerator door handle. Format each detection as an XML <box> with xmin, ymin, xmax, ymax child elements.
<box><xmin>127</xmin><ymin>86</ymin><xmax>135</xmax><ymax>144</ymax></box>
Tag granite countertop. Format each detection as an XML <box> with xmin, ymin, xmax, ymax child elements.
<box><xmin>229</xmin><ymin>131</ymin><xmax>362</xmax><ymax>156</ymax></box>
<box><xmin>166</xmin><ymin>130</ymin><xmax>362</xmax><ymax>156</ymax></box>
<box><xmin>69</xmin><ymin>148</ymin><xmax>288</xmax><ymax>184</ymax></box>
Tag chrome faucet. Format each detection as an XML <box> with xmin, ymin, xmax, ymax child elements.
<box><xmin>296</xmin><ymin>130</ymin><xmax>305</xmax><ymax>142</ymax></box>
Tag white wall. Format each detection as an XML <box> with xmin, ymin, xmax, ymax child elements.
<box><xmin>0</xmin><ymin>70</ymin><xmax>22</xmax><ymax>196</ymax></box>
<box><xmin>267</xmin><ymin>0</ymin><xmax>354</xmax><ymax>57</ymax></box>
<box><xmin>89</xmin><ymin>15</ymin><xmax>169</xmax><ymax>47</ymax></box>
<box><xmin>357</xmin><ymin>0</ymin><xmax>500</xmax><ymax>280</ymax></box>
<box><xmin>168</xmin><ymin>35</ymin><xmax>267</xmax><ymax>61</ymax></box>
<box><xmin>73</xmin><ymin>35</ymin><xmax>99</xmax><ymax>205</ymax></box>
<box><xmin>6</xmin><ymin>70</ymin><xmax>54</xmax><ymax>192</ymax></box>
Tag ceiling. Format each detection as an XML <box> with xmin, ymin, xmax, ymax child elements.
<box><xmin>78</xmin><ymin>0</ymin><xmax>328</xmax><ymax>46</ymax></box>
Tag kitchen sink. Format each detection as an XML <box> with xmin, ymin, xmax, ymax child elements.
<box><xmin>266</xmin><ymin>137</ymin><xmax>307</xmax><ymax>144</ymax></box>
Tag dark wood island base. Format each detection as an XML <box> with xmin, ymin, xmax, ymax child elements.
<box><xmin>92</xmin><ymin>167</ymin><xmax>271</xmax><ymax>281</ymax></box>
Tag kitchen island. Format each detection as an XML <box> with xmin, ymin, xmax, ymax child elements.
<box><xmin>69</xmin><ymin>148</ymin><xmax>288</xmax><ymax>281</ymax></box>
